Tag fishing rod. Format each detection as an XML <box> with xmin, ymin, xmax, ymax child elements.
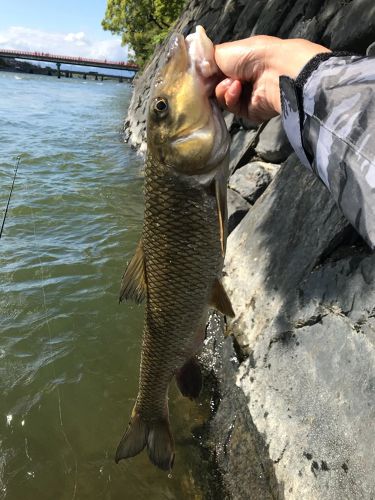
<box><xmin>0</xmin><ymin>155</ymin><xmax>21</xmax><ymax>240</ymax></box>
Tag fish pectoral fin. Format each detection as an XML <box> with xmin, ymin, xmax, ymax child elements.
<box><xmin>175</xmin><ymin>357</ymin><xmax>202</xmax><ymax>400</ymax></box>
<box><xmin>214</xmin><ymin>175</ymin><xmax>227</xmax><ymax>257</ymax></box>
<box><xmin>210</xmin><ymin>279</ymin><xmax>235</xmax><ymax>317</ymax></box>
<box><xmin>119</xmin><ymin>240</ymin><xmax>147</xmax><ymax>303</ymax></box>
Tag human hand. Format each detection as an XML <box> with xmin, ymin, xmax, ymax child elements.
<box><xmin>214</xmin><ymin>36</ymin><xmax>331</xmax><ymax>123</ymax></box>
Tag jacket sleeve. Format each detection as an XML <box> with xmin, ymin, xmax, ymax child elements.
<box><xmin>279</xmin><ymin>54</ymin><xmax>375</xmax><ymax>249</ymax></box>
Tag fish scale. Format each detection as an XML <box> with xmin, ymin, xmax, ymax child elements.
<box><xmin>136</xmin><ymin>157</ymin><xmax>223</xmax><ymax>419</ymax></box>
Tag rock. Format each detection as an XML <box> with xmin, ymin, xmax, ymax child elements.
<box><xmin>255</xmin><ymin>116</ymin><xmax>293</xmax><ymax>163</ymax></box>
<box><xmin>224</xmin><ymin>111</ymin><xmax>235</xmax><ymax>133</ymax></box>
<box><xmin>238</xmin><ymin>117</ymin><xmax>258</xmax><ymax>130</ymax></box>
<box><xmin>322</xmin><ymin>2</ymin><xmax>375</xmax><ymax>53</ymax></box>
<box><xmin>199</xmin><ymin>313</ymin><xmax>280</xmax><ymax>500</ymax></box>
<box><xmin>251</xmin><ymin>0</ymin><xmax>297</xmax><ymax>36</ymax></box>
<box><xmin>229</xmin><ymin>161</ymin><xmax>278</xmax><ymax>204</ymax></box>
<box><xmin>224</xmin><ymin>154</ymin><xmax>350</xmax><ymax>352</ymax></box>
<box><xmin>238</xmin><ymin>304</ymin><xmax>375</xmax><ymax>499</ymax></box>
<box><xmin>235</xmin><ymin>247</ymin><xmax>375</xmax><ymax>499</ymax></box>
<box><xmin>233</xmin><ymin>0</ymin><xmax>268</xmax><ymax>39</ymax></box>
<box><xmin>277</xmin><ymin>0</ymin><xmax>322</xmax><ymax>39</ymax></box>
<box><xmin>227</xmin><ymin>188</ymin><xmax>251</xmax><ymax>234</ymax></box>
<box><xmin>229</xmin><ymin>129</ymin><xmax>257</xmax><ymax>174</ymax></box>
<box><xmin>222</xmin><ymin>153</ymin><xmax>375</xmax><ymax>498</ymax></box>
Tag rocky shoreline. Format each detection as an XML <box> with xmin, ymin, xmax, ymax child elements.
<box><xmin>124</xmin><ymin>1</ymin><xmax>375</xmax><ymax>498</ymax></box>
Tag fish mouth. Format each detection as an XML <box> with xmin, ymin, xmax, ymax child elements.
<box><xmin>167</xmin><ymin>26</ymin><xmax>220</xmax><ymax>96</ymax></box>
<box><xmin>166</xmin><ymin>33</ymin><xmax>186</xmax><ymax>60</ymax></box>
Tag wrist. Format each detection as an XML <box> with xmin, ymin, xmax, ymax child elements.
<box><xmin>271</xmin><ymin>38</ymin><xmax>332</xmax><ymax>80</ymax></box>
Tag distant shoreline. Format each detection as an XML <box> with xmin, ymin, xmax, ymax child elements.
<box><xmin>0</xmin><ymin>57</ymin><xmax>132</xmax><ymax>82</ymax></box>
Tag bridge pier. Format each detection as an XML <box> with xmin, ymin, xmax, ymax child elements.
<box><xmin>56</xmin><ymin>62</ymin><xmax>61</xmax><ymax>78</ymax></box>
<box><xmin>119</xmin><ymin>76</ymin><xmax>123</xmax><ymax>83</ymax></box>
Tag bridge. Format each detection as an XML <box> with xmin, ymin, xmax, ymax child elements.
<box><xmin>0</xmin><ymin>49</ymin><xmax>139</xmax><ymax>76</ymax></box>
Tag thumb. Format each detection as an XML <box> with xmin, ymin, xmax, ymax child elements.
<box><xmin>215</xmin><ymin>36</ymin><xmax>270</xmax><ymax>81</ymax></box>
<box><xmin>214</xmin><ymin>41</ymin><xmax>253</xmax><ymax>80</ymax></box>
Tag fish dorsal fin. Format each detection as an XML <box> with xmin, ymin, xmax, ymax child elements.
<box><xmin>119</xmin><ymin>241</ymin><xmax>146</xmax><ymax>303</ymax></box>
<box><xmin>210</xmin><ymin>279</ymin><xmax>235</xmax><ymax>317</ymax></box>
<box><xmin>214</xmin><ymin>175</ymin><xmax>227</xmax><ymax>257</ymax></box>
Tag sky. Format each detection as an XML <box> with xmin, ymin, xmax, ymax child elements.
<box><xmin>0</xmin><ymin>0</ymin><xmax>130</xmax><ymax>62</ymax></box>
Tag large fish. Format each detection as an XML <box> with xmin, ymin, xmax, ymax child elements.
<box><xmin>115</xmin><ymin>25</ymin><xmax>234</xmax><ymax>471</ymax></box>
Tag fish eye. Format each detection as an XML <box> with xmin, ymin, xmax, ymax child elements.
<box><xmin>153</xmin><ymin>97</ymin><xmax>169</xmax><ymax>116</ymax></box>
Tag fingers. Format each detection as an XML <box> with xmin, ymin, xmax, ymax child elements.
<box><xmin>215</xmin><ymin>78</ymin><xmax>242</xmax><ymax>115</ymax></box>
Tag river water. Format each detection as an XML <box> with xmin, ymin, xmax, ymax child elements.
<box><xmin>0</xmin><ymin>72</ymin><xmax>215</xmax><ymax>500</ymax></box>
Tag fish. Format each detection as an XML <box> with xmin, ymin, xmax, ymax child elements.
<box><xmin>115</xmin><ymin>25</ymin><xmax>234</xmax><ymax>471</ymax></box>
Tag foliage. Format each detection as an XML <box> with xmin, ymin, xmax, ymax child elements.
<box><xmin>102</xmin><ymin>0</ymin><xmax>186</xmax><ymax>67</ymax></box>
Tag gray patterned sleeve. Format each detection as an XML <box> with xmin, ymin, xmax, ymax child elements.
<box><xmin>280</xmin><ymin>55</ymin><xmax>375</xmax><ymax>249</ymax></box>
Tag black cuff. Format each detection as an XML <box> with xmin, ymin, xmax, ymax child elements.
<box><xmin>295</xmin><ymin>51</ymin><xmax>354</xmax><ymax>89</ymax></box>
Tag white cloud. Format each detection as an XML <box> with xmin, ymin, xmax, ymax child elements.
<box><xmin>0</xmin><ymin>26</ymin><xmax>129</xmax><ymax>61</ymax></box>
<box><xmin>64</xmin><ymin>32</ymin><xmax>86</xmax><ymax>43</ymax></box>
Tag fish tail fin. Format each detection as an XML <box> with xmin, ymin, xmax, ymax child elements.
<box><xmin>115</xmin><ymin>408</ymin><xmax>175</xmax><ymax>471</ymax></box>
<box><xmin>115</xmin><ymin>410</ymin><xmax>148</xmax><ymax>464</ymax></box>
<box><xmin>147</xmin><ymin>418</ymin><xmax>175</xmax><ymax>471</ymax></box>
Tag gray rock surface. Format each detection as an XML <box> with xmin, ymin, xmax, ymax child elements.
<box><xmin>200</xmin><ymin>313</ymin><xmax>280</xmax><ymax>500</ymax></box>
<box><xmin>224</xmin><ymin>154</ymin><xmax>350</xmax><ymax>351</ymax></box>
<box><xmin>229</xmin><ymin>160</ymin><xmax>278</xmax><ymax>204</ymax></box>
<box><xmin>125</xmin><ymin>0</ymin><xmax>375</xmax><ymax>497</ymax></box>
<box><xmin>255</xmin><ymin>116</ymin><xmax>293</xmax><ymax>163</ymax></box>
<box><xmin>229</xmin><ymin>128</ymin><xmax>257</xmax><ymax>174</ymax></box>
<box><xmin>223</xmin><ymin>154</ymin><xmax>375</xmax><ymax>498</ymax></box>
<box><xmin>227</xmin><ymin>188</ymin><xmax>251</xmax><ymax>234</ymax></box>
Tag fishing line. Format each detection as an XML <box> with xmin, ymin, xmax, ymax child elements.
<box><xmin>24</xmin><ymin>174</ymin><xmax>78</xmax><ymax>500</ymax></box>
<box><xmin>0</xmin><ymin>155</ymin><xmax>21</xmax><ymax>240</ymax></box>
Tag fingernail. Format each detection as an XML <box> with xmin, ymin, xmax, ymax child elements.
<box><xmin>221</xmin><ymin>78</ymin><xmax>233</xmax><ymax>87</ymax></box>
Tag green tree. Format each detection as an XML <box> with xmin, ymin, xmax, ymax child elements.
<box><xmin>102</xmin><ymin>0</ymin><xmax>186</xmax><ymax>67</ymax></box>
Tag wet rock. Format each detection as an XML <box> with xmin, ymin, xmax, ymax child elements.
<box><xmin>227</xmin><ymin>188</ymin><xmax>251</xmax><ymax>234</ymax></box>
<box><xmin>199</xmin><ymin>313</ymin><xmax>280</xmax><ymax>500</ymax></box>
<box><xmin>229</xmin><ymin>129</ymin><xmax>257</xmax><ymax>175</ymax></box>
<box><xmin>229</xmin><ymin>161</ymin><xmax>278</xmax><ymax>204</ymax></box>
<box><xmin>255</xmin><ymin>116</ymin><xmax>293</xmax><ymax>163</ymax></box>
